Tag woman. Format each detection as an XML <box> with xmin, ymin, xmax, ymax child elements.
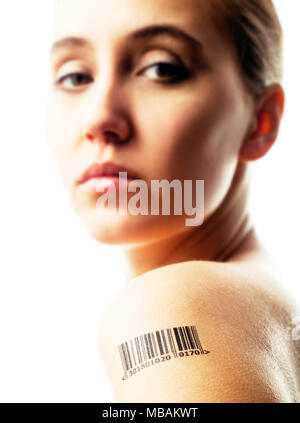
<box><xmin>46</xmin><ymin>0</ymin><xmax>300</xmax><ymax>402</ymax></box>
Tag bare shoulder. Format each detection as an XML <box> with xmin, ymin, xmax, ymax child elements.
<box><xmin>98</xmin><ymin>260</ymin><xmax>300</xmax><ymax>403</ymax></box>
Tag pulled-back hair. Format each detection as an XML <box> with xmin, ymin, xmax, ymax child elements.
<box><xmin>211</xmin><ymin>0</ymin><xmax>283</xmax><ymax>95</ymax></box>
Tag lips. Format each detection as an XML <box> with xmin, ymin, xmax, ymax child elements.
<box><xmin>78</xmin><ymin>161</ymin><xmax>140</xmax><ymax>185</ymax></box>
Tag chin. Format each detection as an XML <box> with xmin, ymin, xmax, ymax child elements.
<box><xmin>75</xmin><ymin>207</ymin><xmax>188</xmax><ymax>246</ymax></box>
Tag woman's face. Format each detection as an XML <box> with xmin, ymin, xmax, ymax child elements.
<box><xmin>46</xmin><ymin>0</ymin><xmax>255</xmax><ymax>245</ymax></box>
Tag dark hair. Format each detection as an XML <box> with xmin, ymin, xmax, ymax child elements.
<box><xmin>211</xmin><ymin>0</ymin><xmax>283</xmax><ymax>95</ymax></box>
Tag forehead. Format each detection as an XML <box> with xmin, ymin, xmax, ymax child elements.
<box><xmin>54</xmin><ymin>0</ymin><xmax>218</xmax><ymax>46</ymax></box>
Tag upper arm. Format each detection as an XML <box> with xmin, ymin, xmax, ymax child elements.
<box><xmin>97</xmin><ymin>261</ymin><xmax>290</xmax><ymax>403</ymax></box>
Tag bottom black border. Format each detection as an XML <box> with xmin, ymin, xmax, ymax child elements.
<box><xmin>0</xmin><ymin>403</ymin><xmax>298</xmax><ymax>421</ymax></box>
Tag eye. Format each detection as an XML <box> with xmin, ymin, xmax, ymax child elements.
<box><xmin>137</xmin><ymin>62</ymin><xmax>189</xmax><ymax>84</ymax></box>
<box><xmin>55</xmin><ymin>72</ymin><xmax>93</xmax><ymax>90</ymax></box>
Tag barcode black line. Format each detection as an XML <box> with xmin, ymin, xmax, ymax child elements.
<box><xmin>185</xmin><ymin>326</ymin><xmax>194</xmax><ymax>350</ymax></box>
<box><xmin>121</xmin><ymin>343</ymin><xmax>130</xmax><ymax>371</ymax></box>
<box><xmin>130</xmin><ymin>339</ymin><xmax>137</xmax><ymax>367</ymax></box>
<box><xmin>191</xmin><ymin>325</ymin><xmax>204</xmax><ymax>353</ymax></box>
<box><xmin>151</xmin><ymin>332</ymin><xmax>158</xmax><ymax>357</ymax></box>
<box><xmin>183</xmin><ymin>326</ymin><xmax>191</xmax><ymax>350</ymax></box>
<box><xmin>135</xmin><ymin>337</ymin><xmax>142</xmax><ymax>364</ymax></box>
<box><xmin>180</xmin><ymin>327</ymin><xmax>188</xmax><ymax>351</ymax></box>
<box><xmin>118</xmin><ymin>344</ymin><xmax>127</xmax><ymax>374</ymax></box>
<box><xmin>125</xmin><ymin>341</ymin><xmax>133</xmax><ymax>369</ymax></box>
<box><xmin>146</xmin><ymin>333</ymin><xmax>152</xmax><ymax>358</ymax></box>
<box><xmin>140</xmin><ymin>335</ymin><xmax>147</xmax><ymax>361</ymax></box>
<box><xmin>181</xmin><ymin>326</ymin><xmax>190</xmax><ymax>350</ymax></box>
<box><xmin>179</xmin><ymin>326</ymin><xmax>186</xmax><ymax>350</ymax></box>
<box><xmin>155</xmin><ymin>330</ymin><xmax>164</xmax><ymax>356</ymax></box>
<box><xmin>161</xmin><ymin>329</ymin><xmax>169</xmax><ymax>354</ymax></box>
<box><xmin>167</xmin><ymin>328</ymin><xmax>177</xmax><ymax>358</ymax></box>
<box><xmin>173</xmin><ymin>327</ymin><xmax>182</xmax><ymax>351</ymax></box>
<box><xmin>119</xmin><ymin>325</ymin><xmax>207</xmax><ymax>376</ymax></box>
<box><xmin>148</xmin><ymin>333</ymin><xmax>155</xmax><ymax>358</ymax></box>
<box><xmin>170</xmin><ymin>328</ymin><xmax>178</xmax><ymax>356</ymax></box>
<box><xmin>144</xmin><ymin>334</ymin><xmax>150</xmax><ymax>359</ymax></box>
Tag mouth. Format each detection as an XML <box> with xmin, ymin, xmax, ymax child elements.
<box><xmin>77</xmin><ymin>161</ymin><xmax>141</xmax><ymax>193</ymax></box>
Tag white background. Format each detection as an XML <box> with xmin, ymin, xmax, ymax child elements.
<box><xmin>0</xmin><ymin>0</ymin><xmax>299</xmax><ymax>402</ymax></box>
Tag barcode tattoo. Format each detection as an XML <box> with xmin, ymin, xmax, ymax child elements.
<box><xmin>118</xmin><ymin>325</ymin><xmax>210</xmax><ymax>380</ymax></box>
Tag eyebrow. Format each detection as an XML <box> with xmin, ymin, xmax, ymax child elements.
<box><xmin>50</xmin><ymin>24</ymin><xmax>203</xmax><ymax>56</ymax></box>
<box><xmin>50</xmin><ymin>36</ymin><xmax>92</xmax><ymax>55</ymax></box>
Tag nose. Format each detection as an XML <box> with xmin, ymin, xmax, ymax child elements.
<box><xmin>82</xmin><ymin>78</ymin><xmax>132</xmax><ymax>145</ymax></box>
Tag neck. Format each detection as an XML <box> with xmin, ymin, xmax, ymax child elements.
<box><xmin>121</xmin><ymin>162</ymin><xmax>255</xmax><ymax>281</ymax></box>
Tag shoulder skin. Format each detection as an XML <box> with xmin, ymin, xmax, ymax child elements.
<box><xmin>97</xmin><ymin>260</ymin><xmax>299</xmax><ymax>403</ymax></box>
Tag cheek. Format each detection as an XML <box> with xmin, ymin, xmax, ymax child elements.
<box><xmin>136</xmin><ymin>80</ymin><xmax>246</xmax><ymax>180</ymax></box>
<box><xmin>134</xmin><ymin>78</ymin><xmax>249</xmax><ymax>217</ymax></box>
<box><xmin>45</xmin><ymin>93</ymin><xmax>82</xmax><ymax>181</ymax></box>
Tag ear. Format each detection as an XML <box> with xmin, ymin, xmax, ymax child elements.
<box><xmin>239</xmin><ymin>84</ymin><xmax>285</xmax><ymax>162</ymax></box>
